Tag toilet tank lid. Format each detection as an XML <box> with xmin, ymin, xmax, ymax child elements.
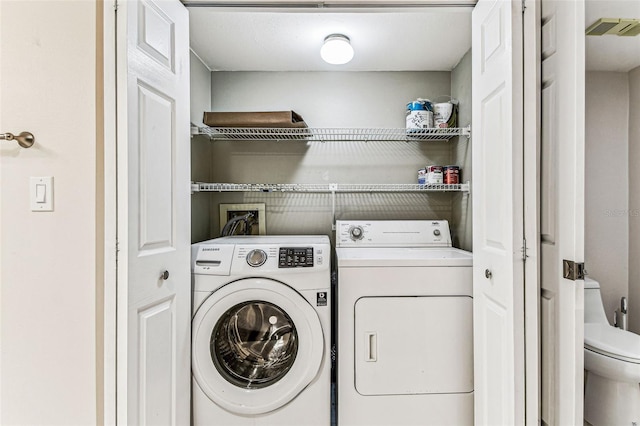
<box><xmin>584</xmin><ymin>277</ymin><xmax>600</xmax><ymax>289</ymax></box>
<box><xmin>585</xmin><ymin>324</ymin><xmax>640</xmax><ymax>363</ymax></box>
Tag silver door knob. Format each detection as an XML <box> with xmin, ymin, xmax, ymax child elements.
<box><xmin>485</xmin><ymin>269</ymin><xmax>492</xmax><ymax>279</ymax></box>
<box><xmin>160</xmin><ymin>270</ymin><xmax>169</xmax><ymax>280</ymax></box>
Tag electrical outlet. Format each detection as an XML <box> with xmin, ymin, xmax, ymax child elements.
<box><xmin>219</xmin><ymin>203</ymin><xmax>266</xmax><ymax>235</ymax></box>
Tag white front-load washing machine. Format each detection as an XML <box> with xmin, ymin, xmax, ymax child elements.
<box><xmin>336</xmin><ymin>220</ymin><xmax>473</xmax><ymax>426</ymax></box>
<box><xmin>191</xmin><ymin>236</ymin><xmax>331</xmax><ymax>426</ymax></box>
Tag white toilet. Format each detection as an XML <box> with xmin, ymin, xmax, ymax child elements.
<box><xmin>584</xmin><ymin>277</ymin><xmax>640</xmax><ymax>426</ymax></box>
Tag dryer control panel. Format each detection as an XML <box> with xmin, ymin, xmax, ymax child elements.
<box><xmin>336</xmin><ymin>220</ymin><xmax>452</xmax><ymax>248</ymax></box>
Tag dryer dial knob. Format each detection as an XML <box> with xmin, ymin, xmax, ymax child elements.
<box><xmin>246</xmin><ymin>249</ymin><xmax>267</xmax><ymax>267</ymax></box>
<box><xmin>349</xmin><ymin>225</ymin><xmax>365</xmax><ymax>240</ymax></box>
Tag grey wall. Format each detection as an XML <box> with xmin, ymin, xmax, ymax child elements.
<box><xmin>190</xmin><ymin>52</ymin><xmax>213</xmax><ymax>243</ymax></box>
<box><xmin>199</xmin><ymin>71</ymin><xmax>468</xmax><ymax>244</ymax></box>
<box><xmin>585</xmin><ymin>72</ymin><xmax>630</xmax><ymax>325</ymax></box>
<box><xmin>629</xmin><ymin>66</ymin><xmax>640</xmax><ymax>332</ymax></box>
<box><xmin>210</xmin><ymin>71</ymin><xmax>451</xmax><ymax>127</ymax></box>
<box><xmin>190</xmin><ymin>51</ymin><xmax>211</xmax><ymax>127</ymax></box>
<box><xmin>451</xmin><ymin>49</ymin><xmax>472</xmax><ymax>251</ymax></box>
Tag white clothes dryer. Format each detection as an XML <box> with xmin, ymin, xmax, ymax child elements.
<box><xmin>336</xmin><ymin>220</ymin><xmax>473</xmax><ymax>426</ymax></box>
<box><xmin>191</xmin><ymin>236</ymin><xmax>331</xmax><ymax>426</ymax></box>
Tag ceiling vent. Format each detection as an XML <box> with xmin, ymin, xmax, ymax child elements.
<box><xmin>586</xmin><ymin>18</ymin><xmax>640</xmax><ymax>37</ymax></box>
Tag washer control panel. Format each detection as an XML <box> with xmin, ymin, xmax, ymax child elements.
<box><xmin>336</xmin><ymin>220</ymin><xmax>452</xmax><ymax>247</ymax></box>
<box><xmin>193</xmin><ymin>236</ymin><xmax>329</xmax><ymax>275</ymax></box>
<box><xmin>279</xmin><ymin>247</ymin><xmax>314</xmax><ymax>268</ymax></box>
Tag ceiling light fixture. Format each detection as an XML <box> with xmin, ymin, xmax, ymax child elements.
<box><xmin>320</xmin><ymin>34</ymin><xmax>354</xmax><ymax>65</ymax></box>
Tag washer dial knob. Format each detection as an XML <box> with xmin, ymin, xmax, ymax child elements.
<box><xmin>246</xmin><ymin>249</ymin><xmax>267</xmax><ymax>267</ymax></box>
<box><xmin>433</xmin><ymin>229</ymin><xmax>441</xmax><ymax>236</ymax></box>
<box><xmin>349</xmin><ymin>225</ymin><xmax>365</xmax><ymax>241</ymax></box>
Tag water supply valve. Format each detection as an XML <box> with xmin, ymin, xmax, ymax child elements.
<box><xmin>614</xmin><ymin>296</ymin><xmax>628</xmax><ymax>330</ymax></box>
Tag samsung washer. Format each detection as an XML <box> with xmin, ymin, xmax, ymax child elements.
<box><xmin>191</xmin><ymin>236</ymin><xmax>331</xmax><ymax>426</ymax></box>
<box><xmin>336</xmin><ymin>220</ymin><xmax>473</xmax><ymax>426</ymax></box>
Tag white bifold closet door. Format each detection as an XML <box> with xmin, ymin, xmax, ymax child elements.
<box><xmin>472</xmin><ymin>0</ymin><xmax>525</xmax><ymax>423</ymax></box>
<box><xmin>116</xmin><ymin>0</ymin><xmax>191</xmax><ymax>424</ymax></box>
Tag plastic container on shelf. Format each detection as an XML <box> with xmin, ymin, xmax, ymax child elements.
<box><xmin>406</xmin><ymin>99</ymin><xmax>434</xmax><ymax>131</ymax></box>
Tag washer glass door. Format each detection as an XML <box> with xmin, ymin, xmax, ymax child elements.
<box><xmin>212</xmin><ymin>300</ymin><xmax>298</xmax><ymax>389</ymax></box>
<box><xmin>192</xmin><ymin>278</ymin><xmax>324</xmax><ymax>415</ymax></box>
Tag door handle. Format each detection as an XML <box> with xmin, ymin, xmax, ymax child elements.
<box><xmin>365</xmin><ymin>332</ymin><xmax>377</xmax><ymax>362</ymax></box>
<box><xmin>160</xmin><ymin>270</ymin><xmax>169</xmax><ymax>280</ymax></box>
<box><xmin>485</xmin><ymin>269</ymin><xmax>492</xmax><ymax>279</ymax></box>
<box><xmin>1</xmin><ymin>131</ymin><xmax>34</xmax><ymax>148</ymax></box>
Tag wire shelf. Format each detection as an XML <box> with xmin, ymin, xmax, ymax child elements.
<box><xmin>195</xmin><ymin>126</ymin><xmax>471</xmax><ymax>142</ymax></box>
<box><xmin>191</xmin><ymin>182</ymin><xmax>470</xmax><ymax>193</ymax></box>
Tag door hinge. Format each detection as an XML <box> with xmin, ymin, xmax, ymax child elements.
<box><xmin>113</xmin><ymin>0</ymin><xmax>119</xmax><ymax>11</ymax></box>
<box><xmin>563</xmin><ymin>259</ymin><xmax>585</xmax><ymax>281</ymax></box>
<box><xmin>521</xmin><ymin>239</ymin><xmax>528</xmax><ymax>261</ymax></box>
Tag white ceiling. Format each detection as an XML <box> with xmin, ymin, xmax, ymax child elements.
<box><xmin>187</xmin><ymin>2</ymin><xmax>640</xmax><ymax>73</ymax></box>
<box><xmin>188</xmin><ymin>8</ymin><xmax>473</xmax><ymax>71</ymax></box>
<box><xmin>586</xmin><ymin>0</ymin><xmax>640</xmax><ymax>72</ymax></box>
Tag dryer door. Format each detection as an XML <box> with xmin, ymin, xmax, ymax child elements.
<box><xmin>354</xmin><ymin>296</ymin><xmax>473</xmax><ymax>395</ymax></box>
<box><xmin>192</xmin><ymin>278</ymin><xmax>324</xmax><ymax>415</ymax></box>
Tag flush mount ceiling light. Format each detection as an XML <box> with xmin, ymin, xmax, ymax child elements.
<box><xmin>320</xmin><ymin>34</ymin><xmax>354</xmax><ymax>65</ymax></box>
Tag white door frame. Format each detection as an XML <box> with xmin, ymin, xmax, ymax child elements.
<box><xmin>523</xmin><ymin>0</ymin><xmax>541</xmax><ymax>423</ymax></box>
<box><xmin>102</xmin><ymin>1</ymin><xmax>118</xmax><ymax>424</ymax></box>
<box><xmin>539</xmin><ymin>0</ymin><xmax>585</xmax><ymax>423</ymax></box>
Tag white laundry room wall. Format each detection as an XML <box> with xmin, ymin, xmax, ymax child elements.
<box><xmin>189</xmin><ymin>70</ymin><xmax>471</xmax><ymax>246</ymax></box>
<box><xmin>585</xmin><ymin>71</ymin><xmax>630</xmax><ymax>325</ymax></box>
<box><xmin>629</xmin><ymin>65</ymin><xmax>640</xmax><ymax>333</ymax></box>
<box><xmin>0</xmin><ymin>1</ymin><xmax>100</xmax><ymax>424</ymax></box>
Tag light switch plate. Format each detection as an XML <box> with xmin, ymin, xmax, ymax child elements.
<box><xmin>30</xmin><ymin>176</ymin><xmax>53</xmax><ymax>211</ymax></box>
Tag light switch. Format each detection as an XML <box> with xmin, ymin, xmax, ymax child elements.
<box><xmin>35</xmin><ymin>184</ymin><xmax>46</xmax><ymax>203</ymax></box>
<box><xmin>30</xmin><ymin>177</ymin><xmax>53</xmax><ymax>211</ymax></box>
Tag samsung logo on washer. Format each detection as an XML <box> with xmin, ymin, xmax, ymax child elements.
<box><xmin>202</xmin><ymin>247</ymin><xmax>220</xmax><ymax>252</ymax></box>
